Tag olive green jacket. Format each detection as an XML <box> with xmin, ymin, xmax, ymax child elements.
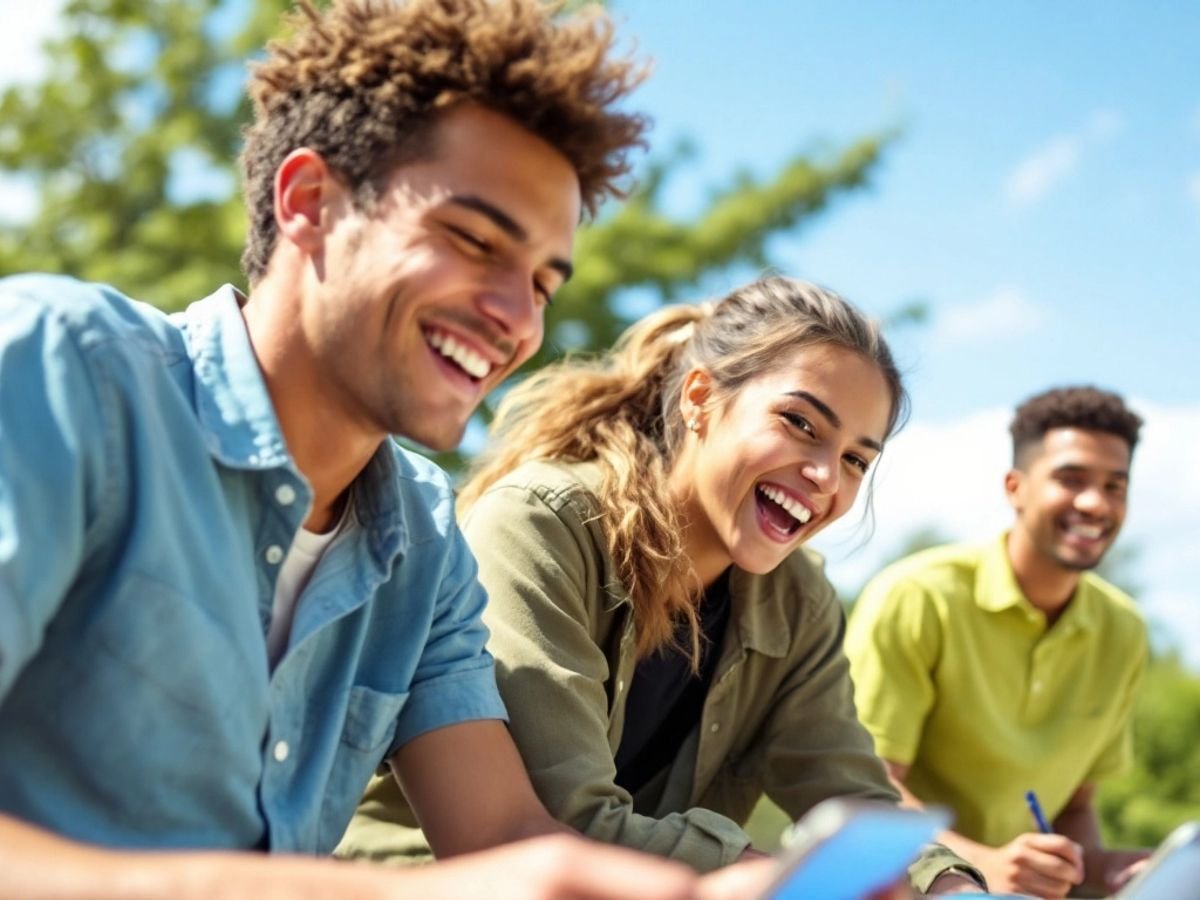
<box><xmin>339</xmin><ymin>461</ymin><xmax>980</xmax><ymax>890</ymax></box>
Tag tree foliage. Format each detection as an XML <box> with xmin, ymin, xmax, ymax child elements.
<box><xmin>1098</xmin><ymin>653</ymin><xmax>1200</xmax><ymax>846</ymax></box>
<box><xmin>0</xmin><ymin>0</ymin><xmax>891</xmax><ymax>330</ymax></box>
<box><xmin>0</xmin><ymin>0</ymin><xmax>279</xmax><ymax>304</ymax></box>
<box><xmin>1</xmin><ymin>0</ymin><xmax>900</xmax><ymax>476</ymax></box>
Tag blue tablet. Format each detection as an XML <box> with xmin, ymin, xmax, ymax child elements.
<box><xmin>761</xmin><ymin>798</ymin><xmax>952</xmax><ymax>900</ymax></box>
<box><xmin>1116</xmin><ymin>820</ymin><xmax>1200</xmax><ymax>900</ymax></box>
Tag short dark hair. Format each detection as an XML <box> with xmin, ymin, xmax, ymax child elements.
<box><xmin>239</xmin><ymin>0</ymin><xmax>650</xmax><ymax>284</ymax></box>
<box><xmin>1010</xmin><ymin>385</ymin><xmax>1143</xmax><ymax>467</ymax></box>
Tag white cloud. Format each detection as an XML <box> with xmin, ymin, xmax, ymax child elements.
<box><xmin>1187</xmin><ymin>171</ymin><xmax>1200</xmax><ymax>207</ymax></box>
<box><xmin>0</xmin><ymin>0</ymin><xmax>64</xmax><ymax>87</ymax></box>
<box><xmin>1004</xmin><ymin>109</ymin><xmax>1123</xmax><ymax>208</ymax></box>
<box><xmin>1086</xmin><ymin>108</ymin><xmax>1125</xmax><ymax>140</ymax></box>
<box><xmin>1005</xmin><ymin>136</ymin><xmax>1081</xmax><ymax>207</ymax></box>
<box><xmin>931</xmin><ymin>287</ymin><xmax>1047</xmax><ymax>345</ymax></box>
<box><xmin>811</xmin><ymin>400</ymin><xmax>1200</xmax><ymax>671</ymax></box>
<box><xmin>0</xmin><ymin>174</ymin><xmax>38</xmax><ymax>225</ymax></box>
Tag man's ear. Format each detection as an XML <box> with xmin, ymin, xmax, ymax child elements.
<box><xmin>1004</xmin><ymin>468</ymin><xmax>1024</xmax><ymax>512</ymax></box>
<box><xmin>274</xmin><ymin>148</ymin><xmax>338</xmax><ymax>253</ymax></box>
<box><xmin>679</xmin><ymin>367</ymin><xmax>713</xmax><ymax>430</ymax></box>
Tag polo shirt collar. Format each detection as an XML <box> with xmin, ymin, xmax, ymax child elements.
<box><xmin>175</xmin><ymin>284</ymin><xmax>290</xmax><ymax>471</ymax></box>
<box><xmin>975</xmin><ymin>532</ymin><xmax>1098</xmax><ymax>633</ymax></box>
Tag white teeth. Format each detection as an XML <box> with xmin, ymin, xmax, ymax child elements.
<box><xmin>758</xmin><ymin>485</ymin><xmax>812</xmax><ymax>524</ymax></box>
<box><xmin>426</xmin><ymin>329</ymin><xmax>492</xmax><ymax>379</ymax></box>
<box><xmin>1068</xmin><ymin>523</ymin><xmax>1104</xmax><ymax>540</ymax></box>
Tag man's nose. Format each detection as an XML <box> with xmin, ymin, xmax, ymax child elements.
<box><xmin>478</xmin><ymin>268</ymin><xmax>540</xmax><ymax>343</ymax></box>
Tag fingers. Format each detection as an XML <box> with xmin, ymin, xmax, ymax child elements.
<box><xmin>425</xmin><ymin>836</ymin><xmax>699</xmax><ymax>900</ymax></box>
<box><xmin>696</xmin><ymin>857</ymin><xmax>777</xmax><ymax>900</ymax></box>
<box><xmin>530</xmin><ymin>837</ymin><xmax>698</xmax><ymax>900</ymax></box>
<box><xmin>991</xmin><ymin>833</ymin><xmax>1083</xmax><ymax>898</ymax></box>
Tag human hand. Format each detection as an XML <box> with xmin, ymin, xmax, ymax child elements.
<box><xmin>393</xmin><ymin>834</ymin><xmax>699</xmax><ymax>900</ymax></box>
<box><xmin>1091</xmin><ymin>848</ymin><xmax>1151</xmax><ymax>894</ymax></box>
<box><xmin>975</xmin><ymin>832</ymin><xmax>1083</xmax><ymax>898</ymax></box>
<box><xmin>696</xmin><ymin>856</ymin><xmax>776</xmax><ymax>900</ymax></box>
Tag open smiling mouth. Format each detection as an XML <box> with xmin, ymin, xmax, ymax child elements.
<box><xmin>425</xmin><ymin>327</ymin><xmax>494</xmax><ymax>382</ymax></box>
<box><xmin>755</xmin><ymin>483</ymin><xmax>812</xmax><ymax>538</ymax></box>
<box><xmin>1061</xmin><ymin>520</ymin><xmax>1108</xmax><ymax>543</ymax></box>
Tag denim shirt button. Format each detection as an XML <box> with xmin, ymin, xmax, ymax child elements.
<box><xmin>275</xmin><ymin>484</ymin><xmax>296</xmax><ymax>506</ymax></box>
<box><xmin>265</xmin><ymin>545</ymin><xmax>285</xmax><ymax>565</ymax></box>
<box><xmin>272</xmin><ymin>740</ymin><xmax>290</xmax><ymax>762</ymax></box>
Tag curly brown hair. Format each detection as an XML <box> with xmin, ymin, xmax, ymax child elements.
<box><xmin>239</xmin><ymin>0</ymin><xmax>650</xmax><ymax>283</ymax></box>
<box><xmin>1010</xmin><ymin>385</ymin><xmax>1143</xmax><ymax>467</ymax></box>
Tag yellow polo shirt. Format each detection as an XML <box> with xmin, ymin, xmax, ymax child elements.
<box><xmin>845</xmin><ymin>534</ymin><xmax>1147</xmax><ymax>847</ymax></box>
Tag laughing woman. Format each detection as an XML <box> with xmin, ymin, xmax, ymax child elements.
<box><xmin>342</xmin><ymin>277</ymin><xmax>981</xmax><ymax>894</ymax></box>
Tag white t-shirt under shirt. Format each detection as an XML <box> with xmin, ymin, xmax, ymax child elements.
<box><xmin>267</xmin><ymin>502</ymin><xmax>353</xmax><ymax>669</ymax></box>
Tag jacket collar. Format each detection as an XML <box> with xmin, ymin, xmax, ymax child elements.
<box><xmin>728</xmin><ymin>566</ymin><xmax>794</xmax><ymax>658</ymax></box>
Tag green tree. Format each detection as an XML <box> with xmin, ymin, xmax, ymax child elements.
<box><xmin>0</xmin><ymin>0</ymin><xmax>282</xmax><ymax>304</ymax></box>
<box><xmin>0</xmin><ymin>0</ymin><xmax>894</xmax><ymax>366</ymax></box>
<box><xmin>1098</xmin><ymin>653</ymin><xmax>1200</xmax><ymax>847</ymax></box>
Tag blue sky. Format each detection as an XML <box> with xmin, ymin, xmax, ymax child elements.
<box><xmin>1</xmin><ymin>1</ymin><xmax>1197</xmax><ymax>665</ymax></box>
<box><xmin>608</xmin><ymin>1</ymin><xmax>1200</xmax><ymax>667</ymax></box>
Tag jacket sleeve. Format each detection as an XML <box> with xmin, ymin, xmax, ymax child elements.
<box><xmin>464</xmin><ymin>481</ymin><xmax>751</xmax><ymax>871</ymax></box>
<box><xmin>758</xmin><ymin>580</ymin><xmax>901</xmax><ymax>815</ymax></box>
<box><xmin>758</xmin><ymin>572</ymin><xmax>983</xmax><ymax>893</ymax></box>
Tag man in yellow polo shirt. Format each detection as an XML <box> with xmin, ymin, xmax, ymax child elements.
<box><xmin>846</xmin><ymin>385</ymin><xmax>1152</xmax><ymax>899</ymax></box>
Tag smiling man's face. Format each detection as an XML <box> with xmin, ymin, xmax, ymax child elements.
<box><xmin>307</xmin><ymin>103</ymin><xmax>581</xmax><ymax>450</ymax></box>
<box><xmin>1006</xmin><ymin>427</ymin><xmax>1131</xmax><ymax>573</ymax></box>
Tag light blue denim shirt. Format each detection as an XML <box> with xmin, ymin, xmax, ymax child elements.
<box><xmin>0</xmin><ymin>274</ymin><xmax>506</xmax><ymax>853</ymax></box>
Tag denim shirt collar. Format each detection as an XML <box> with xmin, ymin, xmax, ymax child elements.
<box><xmin>174</xmin><ymin>285</ymin><xmax>290</xmax><ymax>471</ymax></box>
<box><xmin>174</xmin><ymin>284</ymin><xmax>410</xmax><ymax>563</ymax></box>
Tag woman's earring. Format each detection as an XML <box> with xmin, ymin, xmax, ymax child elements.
<box><xmin>687</xmin><ymin>417</ymin><xmax>700</xmax><ymax>433</ymax></box>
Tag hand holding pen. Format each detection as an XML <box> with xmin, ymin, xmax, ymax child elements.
<box><xmin>963</xmin><ymin>792</ymin><xmax>1085</xmax><ymax>897</ymax></box>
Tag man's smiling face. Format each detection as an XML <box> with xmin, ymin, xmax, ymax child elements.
<box><xmin>308</xmin><ymin>103</ymin><xmax>581</xmax><ymax>451</ymax></box>
<box><xmin>1006</xmin><ymin>427</ymin><xmax>1131</xmax><ymax>573</ymax></box>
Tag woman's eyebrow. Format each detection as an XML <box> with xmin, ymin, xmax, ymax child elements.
<box><xmin>786</xmin><ymin>389</ymin><xmax>883</xmax><ymax>452</ymax></box>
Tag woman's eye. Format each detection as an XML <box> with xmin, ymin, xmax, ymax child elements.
<box><xmin>534</xmin><ymin>280</ymin><xmax>553</xmax><ymax>307</ymax></box>
<box><xmin>782</xmin><ymin>412</ymin><xmax>814</xmax><ymax>436</ymax></box>
<box><xmin>845</xmin><ymin>454</ymin><xmax>870</xmax><ymax>474</ymax></box>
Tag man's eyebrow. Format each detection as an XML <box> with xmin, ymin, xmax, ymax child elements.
<box><xmin>1052</xmin><ymin>462</ymin><xmax>1130</xmax><ymax>480</ymax></box>
<box><xmin>448</xmin><ymin>194</ymin><xmax>574</xmax><ymax>283</ymax></box>
<box><xmin>786</xmin><ymin>389</ymin><xmax>883</xmax><ymax>453</ymax></box>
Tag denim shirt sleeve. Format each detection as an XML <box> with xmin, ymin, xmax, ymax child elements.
<box><xmin>0</xmin><ymin>283</ymin><xmax>111</xmax><ymax>700</ymax></box>
<box><xmin>390</xmin><ymin>513</ymin><xmax>507</xmax><ymax>751</ymax></box>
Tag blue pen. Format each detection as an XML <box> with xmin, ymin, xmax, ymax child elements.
<box><xmin>1024</xmin><ymin>790</ymin><xmax>1052</xmax><ymax>833</ymax></box>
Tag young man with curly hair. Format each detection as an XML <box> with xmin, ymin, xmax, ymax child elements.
<box><xmin>0</xmin><ymin>1</ymin><xmax>768</xmax><ymax>896</ymax></box>
<box><xmin>846</xmin><ymin>385</ymin><xmax>1153</xmax><ymax>899</ymax></box>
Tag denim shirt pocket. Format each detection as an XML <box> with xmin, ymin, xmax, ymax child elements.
<box><xmin>318</xmin><ymin>684</ymin><xmax>410</xmax><ymax>849</ymax></box>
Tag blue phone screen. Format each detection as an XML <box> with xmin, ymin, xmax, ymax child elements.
<box><xmin>766</xmin><ymin>810</ymin><xmax>943</xmax><ymax>900</ymax></box>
